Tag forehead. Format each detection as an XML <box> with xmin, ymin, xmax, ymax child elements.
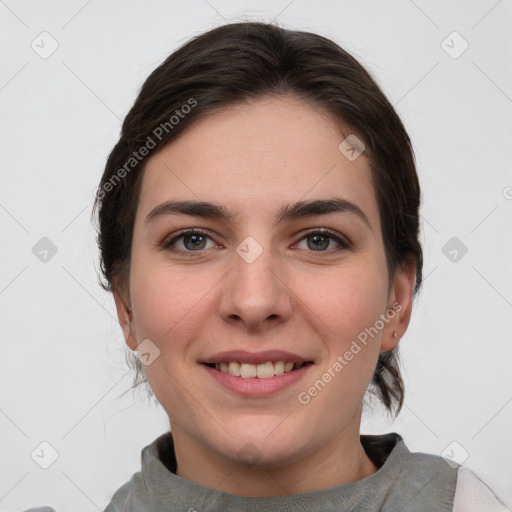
<box><xmin>137</xmin><ymin>96</ymin><xmax>379</xmax><ymax>227</ymax></box>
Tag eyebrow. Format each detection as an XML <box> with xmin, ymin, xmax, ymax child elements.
<box><xmin>145</xmin><ymin>198</ymin><xmax>372</xmax><ymax>230</ymax></box>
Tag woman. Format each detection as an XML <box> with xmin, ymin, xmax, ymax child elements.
<box><xmin>89</xmin><ymin>20</ymin><xmax>506</xmax><ymax>512</ymax></box>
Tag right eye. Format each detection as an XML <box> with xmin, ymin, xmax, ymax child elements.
<box><xmin>162</xmin><ymin>229</ymin><xmax>219</xmax><ymax>253</ymax></box>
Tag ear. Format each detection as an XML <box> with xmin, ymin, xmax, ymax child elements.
<box><xmin>381</xmin><ymin>258</ymin><xmax>417</xmax><ymax>351</ymax></box>
<box><xmin>112</xmin><ymin>280</ymin><xmax>138</xmax><ymax>351</ymax></box>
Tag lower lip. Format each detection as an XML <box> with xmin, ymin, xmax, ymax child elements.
<box><xmin>202</xmin><ymin>364</ymin><xmax>312</xmax><ymax>397</ymax></box>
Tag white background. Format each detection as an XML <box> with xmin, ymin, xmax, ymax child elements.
<box><xmin>1</xmin><ymin>0</ymin><xmax>511</xmax><ymax>510</ymax></box>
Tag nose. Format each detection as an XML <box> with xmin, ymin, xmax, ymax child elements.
<box><xmin>217</xmin><ymin>243</ymin><xmax>294</xmax><ymax>332</ymax></box>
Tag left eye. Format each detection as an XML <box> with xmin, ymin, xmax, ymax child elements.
<box><xmin>295</xmin><ymin>229</ymin><xmax>349</xmax><ymax>252</ymax></box>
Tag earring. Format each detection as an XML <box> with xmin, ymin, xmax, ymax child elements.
<box><xmin>393</xmin><ymin>331</ymin><xmax>399</xmax><ymax>341</ymax></box>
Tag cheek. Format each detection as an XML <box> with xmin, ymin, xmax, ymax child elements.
<box><xmin>303</xmin><ymin>263</ymin><xmax>388</xmax><ymax>342</ymax></box>
<box><xmin>298</xmin><ymin>262</ymin><xmax>388</xmax><ymax>398</ymax></box>
<box><xmin>127</xmin><ymin>260</ymin><xmax>214</xmax><ymax>405</ymax></box>
<box><xmin>129</xmin><ymin>256</ymin><xmax>211</xmax><ymax>347</ymax></box>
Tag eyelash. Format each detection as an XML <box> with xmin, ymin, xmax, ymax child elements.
<box><xmin>161</xmin><ymin>228</ymin><xmax>350</xmax><ymax>256</ymax></box>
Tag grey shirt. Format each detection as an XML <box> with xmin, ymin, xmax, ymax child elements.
<box><xmin>103</xmin><ymin>431</ymin><xmax>460</xmax><ymax>512</ymax></box>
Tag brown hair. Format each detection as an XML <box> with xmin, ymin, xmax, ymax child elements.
<box><xmin>93</xmin><ymin>21</ymin><xmax>423</xmax><ymax>418</ymax></box>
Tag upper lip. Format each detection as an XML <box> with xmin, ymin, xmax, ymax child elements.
<box><xmin>201</xmin><ymin>350</ymin><xmax>312</xmax><ymax>365</ymax></box>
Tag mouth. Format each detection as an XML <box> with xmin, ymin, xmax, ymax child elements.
<box><xmin>203</xmin><ymin>360</ymin><xmax>314</xmax><ymax>379</ymax></box>
<box><xmin>200</xmin><ymin>350</ymin><xmax>315</xmax><ymax>397</ymax></box>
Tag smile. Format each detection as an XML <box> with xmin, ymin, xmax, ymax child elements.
<box><xmin>200</xmin><ymin>349</ymin><xmax>315</xmax><ymax>396</ymax></box>
<box><xmin>205</xmin><ymin>361</ymin><xmax>311</xmax><ymax>379</ymax></box>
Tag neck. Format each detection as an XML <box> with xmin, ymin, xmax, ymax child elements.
<box><xmin>171</xmin><ymin>419</ymin><xmax>378</xmax><ymax>497</ymax></box>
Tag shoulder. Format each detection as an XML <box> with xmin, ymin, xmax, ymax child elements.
<box><xmin>103</xmin><ymin>469</ymin><xmax>148</xmax><ymax>512</ymax></box>
<box><xmin>453</xmin><ymin>466</ymin><xmax>511</xmax><ymax>512</ymax></box>
<box><xmin>369</xmin><ymin>433</ymin><xmax>509</xmax><ymax>512</ymax></box>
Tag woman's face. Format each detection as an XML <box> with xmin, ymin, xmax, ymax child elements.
<box><xmin>114</xmin><ymin>96</ymin><xmax>415</xmax><ymax>469</ymax></box>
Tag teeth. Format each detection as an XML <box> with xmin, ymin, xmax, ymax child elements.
<box><xmin>228</xmin><ymin>361</ymin><xmax>241</xmax><ymax>377</ymax></box>
<box><xmin>240</xmin><ymin>363</ymin><xmax>257</xmax><ymax>378</ymax></box>
<box><xmin>273</xmin><ymin>360</ymin><xmax>285</xmax><ymax>376</ymax></box>
<box><xmin>256</xmin><ymin>361</ymin><xmax>274</xmax><ymax>379</ymax></box>
<box><xmin>214</xmin><ymin>360</ymin><xmax>304</xmax><ymax>378</ymax></box>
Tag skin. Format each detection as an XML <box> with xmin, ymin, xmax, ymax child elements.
<box><xmin>113</xmin><ymin>95</ymin><xmax>416</xmax><ymax>497</ymax></box>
